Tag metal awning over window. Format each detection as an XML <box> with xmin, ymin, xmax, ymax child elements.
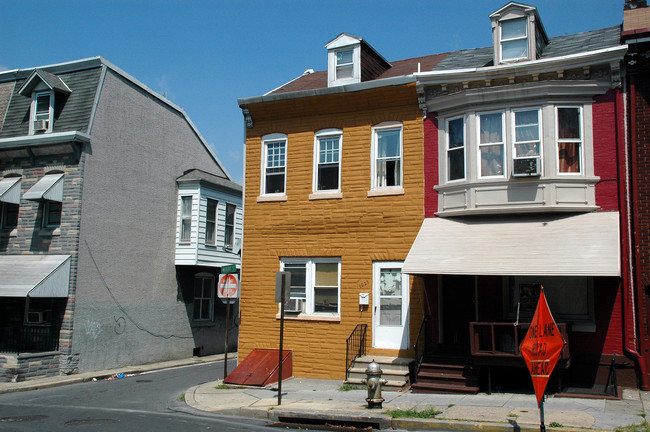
<box><xmin>402</xmin><ymin>212</ymin><xmax>620</xmax><ymax>277</ymax></box>
<box><xmin>0</xmin><ymin>177</ymin><xmax>21</xmax><ymax>204</ymax></box>
<box><xmin>0</xmin><ymin>255</ymin><xmax>71</xmax><ymax>297</ymax></box>
<box><xmin>23</xmin><ymin>173</ymin><xmax>64</xmax><ymax>202</ymax></box>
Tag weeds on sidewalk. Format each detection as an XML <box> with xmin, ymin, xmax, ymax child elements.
<box><xmin>385</xmin><ymin>408</ymin><xmax>441</xmax><ymax>418</ymax></box>
<box><xmin>338</xmin><ymin>383</ymin><xmax>364</xmax><ymax>391</ymax></box>
<box><xmin>616</xmin><ymin>421</ymin><xmax>650</xmax><ymax>432</ymax></box>
<box><xmin>177</xmin><ymin>393</ymin><xmax>185</xmax><ymax>402</ymax></box>
<box><xmin>215</xmin><ymin>384</ymin><xmax>231</xmax><ymax>389</ymax></box>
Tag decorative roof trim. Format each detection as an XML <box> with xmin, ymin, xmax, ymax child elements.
<box><xmin>17</xmin><ymin>69</ymin><xmax>72</xmax><ymax>96</ymax></box>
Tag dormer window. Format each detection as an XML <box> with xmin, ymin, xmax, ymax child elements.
<box><xmin>31</xmin><ymin>91</ymin><xmax>53</xmax><ymax>134</ymax></box>
<box><xmin>336</xmin><ymin>49</ymin><xmax>354</xmax><ymax>80</ymax></box>
<box><xmin>501</xmin><ymin>18</ymin><xmax>528</xmax><ymax>61</ymax></box>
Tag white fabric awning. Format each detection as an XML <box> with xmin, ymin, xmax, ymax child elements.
<box><xmin>402</xmin><ymin>212</ymin><xmax>620</xmax><ymax>277</ymax></box>
<box><xmin>0</xmin><ymin>177</ymin><xmax>21</xmax><ymax>204</ymax></box>
<box><xmin>0</xmin><ymin>255</ymin><xmax>71</xmax><ymax>297</ymax></box>
<box><xmin>23</xmin><ymin>173</ymin><xmax>64</xmax><ymax>202</ymax></box>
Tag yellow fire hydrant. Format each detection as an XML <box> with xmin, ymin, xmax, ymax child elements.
<box><xmin>360</xmin><ymin>360</ymin><xmax>388</xmax><ymax>408</ymax></box>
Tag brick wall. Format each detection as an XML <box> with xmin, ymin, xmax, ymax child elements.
<box><xmin>593</xmin><ymin>90</ymin><xmax>622</xmax><ymax>211</ymax></box>
<box><xmin>0</xmin><ymin>352</ymin><xmax>61</xmax><ymax>383</ymax></box>
<box><xmin>423</xmin><ymin>114</ymin><xmax>439</xmax><ymax>218</ymax></box>
<box><xmin>240</xmin><ymin>84</ymin><xmax>425</xmax><ymax>379</ymax></box>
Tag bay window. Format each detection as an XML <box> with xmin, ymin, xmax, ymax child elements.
<box><xmin>512</xmin><ymin>109</ymin><xmax>542</xmax><ymax>176</ymax></box>
<box><xmin>478</xmin><ymin>112</ymin><xmax>505</xmax><ymax>178</ymax></box>
<box><xmin>447</xmin><ymin>117</ymin><xmax>465</xmax><ymax>181</ymax></box>
<box><xmin>180</xmin><ymin>196</ymin><xmax>192</xmax><ymax>243</ymax></box>
<box><xmin>280</xmin><ymin>258</ymin><xmax>341</xmax><ymax>317</ymax></box>
<box><xmin>205</xmin><ymin>198</ymin><xmax>217</xmax><ymax>245</ymax></box>
<box><xmin>224</xmin><ymin>203</ymin><xmax>236</xmax><ymax>249</ymax></box>
<box><xmin>557</xmin><ymin>107</ymin><xmax>583</xmax><ymax>174</ymax></box>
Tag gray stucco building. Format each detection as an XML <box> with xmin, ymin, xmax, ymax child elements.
<box><xmin>0</xmin><ymin>58</ymin><xmax>242</xmax><ymax>382</ymax></box>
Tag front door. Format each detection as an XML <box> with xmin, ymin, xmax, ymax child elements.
<box><xmin>441</xmin><ymin>275</ymin><xmax>475</xmax><ymax>351</ymax></box>
<box><xmin>372</xmin><ymin>262</ymin><xmax>409</xmax><ymax>350</ymax></box>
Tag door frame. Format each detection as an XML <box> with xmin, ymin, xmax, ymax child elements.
<box><xmin>372</xmin><ymin>261</ymin><xmax>410</xmax><ymax>350</ymax></box>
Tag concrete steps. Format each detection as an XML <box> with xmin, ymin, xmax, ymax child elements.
<box><xmin>345</xmin><ymin>355</ymin><xmax>413</xmax><ymax>391</ymax></box>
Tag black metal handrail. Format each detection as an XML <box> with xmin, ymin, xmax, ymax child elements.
<box><xmin>0</xmin><ymin>324</ymin><xmax>61</xmax><ymax>354</ymax></box>
<box><xmin>413</xmin><ymin>314</ymin><xmax>432</xmax><ymax>377</ymax></box>
<box><xmin>345</xmin><ymin>324</ymin><xmax>367</xmax><ymax>380</ymax></box>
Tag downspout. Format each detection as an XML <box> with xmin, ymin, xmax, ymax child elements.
<box><xmin>621</xmin><ymin>74</ymin><xmax>650</xmax><ymax>389</ymax></box>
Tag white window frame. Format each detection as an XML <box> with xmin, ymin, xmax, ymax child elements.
<box><xmin>477</xmin><ymin>111</ymin><xmax>506</xmax><ymax>179</ymax></box>
<box><xmin>193</xmin><ymin>273</ymin><xmax>215</xmax><ymax>322</ymax></box>
<box><xmin>313</xmin><ymin>129</ymin><xmax>342</xmax><ymax>193</ymax></box>
<box><xmin>511</xmin><ymin>107</ymin><xmax>543</xmax><ymax>177</ymax></box>
<box><xmin>43</xmin><ymin>200</ymin><xmax>61</xmax><ymax>229</ymax></box>
<box><xmin>556</xmin><ymin>106</ymin><xmax>584</xmax><ymax>176</ymax></box>
<box><xmin>30</xmin><ymin>91</ymin><xmax>54</xmax><ymax>135</ymax></box>
<box><xmin>335</xmin><ymin>49</ymin><xmax>354</xmax><ymax>81</ymax></box>
<box><xmin>371</xmin><ymin>122</ymin><xmax>403</xmax><ymax>190</ymax></box>
<box><xmin>180</xmin><ymin>195</ymin><xmax>192</xmax><ymax>243</ymax></box>
<box><xmin>280</xmin><ymin>257</ymin><xmax>341</xmax><ymax>317</ymax></box>
<box><xmin>261</xmin><ymin>134</ymin><xmax>287</xmax><ymax>196</ymax></box>
<box><xmin>446</xmin><ymin>116</ymin><xmax>466</xmax><ymax>182</ymax></box>
<box><xmin>224</xmin><ymin>203</ymin><xmax>236</xmax><ymax>250</ymax></box>
<box><xmin>205</xmin><ymin>198</ymin><xmax>217</xmax><ymax>246</ymax></box>
<box><xmin>500</xmin><ymin>18</ymin><xmax>528</xmax><ymax>62</ymax></box>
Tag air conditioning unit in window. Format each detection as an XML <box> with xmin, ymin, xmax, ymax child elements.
<box><xmin>284</xmin><ymin>298</ymin><xmax>305</xmax><ymax>313</ymax></box>
<box><xmin>26</xmin><ymin>310</ymin><xmax>50</xmax><ymax>324</ymax></box>
<box><xmin>33</xmin><ymin>120</ymin><xmax>49</xmax><ymax>132</ymax></box>
<box><xmin>513</xmin><ymin>157</ymin><xmax>540</xmax><ymax>177</ymax></box>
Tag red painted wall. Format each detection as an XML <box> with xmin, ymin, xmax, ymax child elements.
<box><xmin>423</xmin><ymin>113</ymin><xmax>439</xmax><ymax>218</ymax></box>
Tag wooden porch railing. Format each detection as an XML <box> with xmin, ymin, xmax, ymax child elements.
<box><xmin>469</xmin><ymin>322</ymin><xmax>570</xmax><ymax>362</ymax></box>
<box><xmin>345</xmin><ymin>324</ymin><xmax>367</xmax><ymax>380</ymax></box>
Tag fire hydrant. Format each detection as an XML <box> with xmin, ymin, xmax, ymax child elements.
<box><xmin>360</xmin><ymin>360</ymin><xmax>388</xmax><ymax>408</ymax></box>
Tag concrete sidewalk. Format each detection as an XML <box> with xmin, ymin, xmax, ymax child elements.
<box><xmin>185</xmin><ymin>377</ymin><xmax>650</xmax><ymax>431</ymax></box>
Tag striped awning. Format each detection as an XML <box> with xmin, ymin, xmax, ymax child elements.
<box><xmin>402</xmin><ymin>212</ymin><xmax>620</xmax><ymax>277</ymax></box>
<box><xmin>0</xmin><ymin>255</ymin><xmax>71</xmax><ymax>297</ymax></box>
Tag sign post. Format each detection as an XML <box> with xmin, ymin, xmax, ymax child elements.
<box><xmin>218</xmin><ymin>272</ymin><xmax>239</xmax><ymax>381</ymax></box>
<box><xmin>519</xmin><ymin>286</ymin><xmax>566</xmax><ymax>432</ymax></box>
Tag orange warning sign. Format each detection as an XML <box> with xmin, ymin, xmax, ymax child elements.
<box><xmin>519</xmin><ymin>287</ymin><xmax>566</xmax><ymax>405</ymax></box>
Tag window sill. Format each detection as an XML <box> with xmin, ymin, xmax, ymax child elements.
<box><xmin>309</xmin><ymin>192</ymin><xmax>342</xmax><ymax>201</ymax></box>
<box><xmin>39</xmin><ymin>227</ymin><xmax>60</xmax><ymax>237</ymax></box>
<box><xmin>275</xmin><ymin>313</ymin><xmax>340</xmax><ymax>322</ymax></box>
<box><xmin>257</xmin><ymin>194</ymin><xmax>287</xmax><ymax>203</ymax></box>
<box><xmin>367</xmin><ymin>187</ymin><xmax>404</xmax><ymax>197</ymax></box>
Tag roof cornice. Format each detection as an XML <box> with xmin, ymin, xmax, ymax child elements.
<box><xmin>0</xmin><ymin>131</ymin><xmax>91</xmax><ymax>149</ymax></box>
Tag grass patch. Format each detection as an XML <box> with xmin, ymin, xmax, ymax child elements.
<box><xmin>508</xmin><ymin>413</ymin><xmax>519</xmax><ymax>418</ymax></box>
<box><xmin>338</xmin><ymin>383</ymin><xmax>364</xmax><ymax>391</ymax></box>
<box><xmin>215</xmin><ymin>384</ymin><xmax>231</xmax><ymax>389</ymax></box>
<box><xmin>549</xmin><ymin>422</ymin><xmax>563</xmax><ymax>428</ymax></box>
<box><xmin>385</xmin><ymin>408</ymin><xmax>441</xmax><ymax>418</ymax></box>
<box><xmin>177</xmin><ymin>393</ymin><xmax>185</xmax><ymax>402</ymax></box>
<box><xmin>616</xmin><ymin>421</ymin><xmax>650</xmax><ymax>432</ymax></box>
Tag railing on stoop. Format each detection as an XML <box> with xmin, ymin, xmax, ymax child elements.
<box><xmin>413</xmin><ymin>315</ymin><xmax>432</xmax><ymax>378</ymax></box>
<box><xmin>345</xmin><ymin>324</ymin><xmax>367</xmax><ymax>380</ymax></box>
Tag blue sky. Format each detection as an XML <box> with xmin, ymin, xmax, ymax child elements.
<box><xmin>0</xmin><ymin>1</ymin><xmax>624</xmax><ymax>184</ymax></box>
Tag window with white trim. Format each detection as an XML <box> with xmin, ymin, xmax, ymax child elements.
<box><xmin>262</xmin><ymin>135</ymin><xmax>287</xmax><ymax>195</ymax></box>
<box><xmin>336</xmin><ymin>49</ymin><xmax>354</xmax><ymax>80</ymax></box>
<box><xmin>314</xmin><ymin>130</ymin><xmax>341</xmax><ymax>192</ymax></box>
<box><xmin>224</xmin><ymin>203</ymin><xmax>236</xmax><ymax>250</ymax></box>
<box><xmin>500</xmin><ymin>18</ymin><xmax>528</xmax><ymax>61</ymax></box>
<box><xmin>180</xmin><ymin>196</ymin><xmax>192</xmax><ymax>243</ymax></box>
<box><xmin>478</xmin><ymin>112</ymin><xmax>505</xmax><ymax>178</ymax></box>
<box><xmin>205</xmin><ymin>198</ymin><xmax>217</xmax><ymax>245</ymax></box>
<box><xmin>447</xmin><ymin>117</ymin><xmax>465</xmax><ymax>181</ymax></box>
<box><xmin>372</xmin><ymin>123</ymin><xmax>403</xmax><ymax>189</ymax></box>
<box><xmin>557</xmin><ymin>107</ymin><xmax>583</xmax><ymax>174</ymax></box>
<box><xmin>280</xmin><ymin>258</ymin><xmax>341</xmax><ymax>316</ymax></box>
<box><xmin>30</xmin><ymin>91</ymin><xmax>53</xmax><ymax>135</ymax></box>
<box><xmin>193</xmin><ymin>273</ymin><xmax>215</xmax><ymax>322</ymax></box>
<box><xmin>512</xmin><ymin>108</ymin><xmax>542</xmax><ymax>176</ymax></box>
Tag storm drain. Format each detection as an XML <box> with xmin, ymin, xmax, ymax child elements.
<box><xmin>0</xmin><ymin>415</ymin><xmax>48</xmax><ymax>422</ymax></box>
<box><xmin>270</xmin><ymin>416</ymin><xmax>379</xmax><ymax>431</ymax></box>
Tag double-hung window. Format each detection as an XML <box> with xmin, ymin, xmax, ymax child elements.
<box><xmin>280</xmin><ymin>258</ymin><xmax>341</xmax><ymax>317</ymax></box>
<box><xmin>500</xmin><ymin>18</ymin><xmax>528</xmax><ymax>61</ymax></box>
<box><xmin>512</xmin><ymin>109</ymin><xmax>542</xmax><ymax>176</ymax></box>
<box><xmin>557</xmin><ymin>107</ymin><xmax>583</xmax><ymax>174</ymax></box>
<box><xmin>314</xmin><ymin>130</ymin><xmax>341</xmax><ymax>192</ymax></box>
<box><xmin>478</xmin><ymin>112</ymin><xmax>505</xmax><ymax>178</ymax></box>
<box><xmin>43</xmin><ymin>201</ymin><xmax>61</xmax><ymax>228</ymax></box>
<box><xmin>372</xmin><ymin>123</ymin><xmax>403</xmax><ymax>189</ymax></box>
<box><xmin>180</xmin><ymin>196</ymin><xmax>192</xmax><ymax>243</ymax></box>
<box><xmin>262</xmin><ymin>134</ymin><xmax>287</xmax><ymax>195</ymax></box>
<box><xmin>336</xmin><ymin>49</ymin><xmax>354</xmax><ymax>80</ymax></box>
<box><xmin>447</xmin><ymin>117</ymin><xmax>465</xmax><ymax>181</ymax></box>
<box><xmin>193</xmin><ymin>273</ymin><xmax>214</xmax><ymax>322</ymax></box>
<box><xmin>30</xmin><ymin>91</ymin><xmax>53</xmax><ymax>134</ymax></box>
<box><xmin>224</xmin><ymin>203</ymin><xmax>236</xmax><ymax>249</ymax></box>
<box><xmin>205</xmin><ymin>198</ymin><xmax>217</xmax><ymax>245</ymax></box>
<box><xmin>1</xmin><ymin>203</ymin><xmax>19</xmax><ymax>230</ymax></box>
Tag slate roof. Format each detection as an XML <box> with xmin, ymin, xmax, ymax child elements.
<box><xmin>267</xmin><ymin>25</ymin><xmax>622</xmax><ymax>95</ymax></box>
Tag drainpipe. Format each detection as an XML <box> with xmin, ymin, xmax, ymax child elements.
<box><xmin>621</xmin><ymin>75</ymin><xmax>650</xmax><ymax>389</ymax></box>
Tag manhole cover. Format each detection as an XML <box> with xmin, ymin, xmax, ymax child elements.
<box><xmin>0</xmin><ymin>415</ymin><xmax>48</xmax><ymax>422</ymax></box>
<box><xmin>65</xmin><ymin>418</ymin><xmax>120</xmax><ymax>426</ymax></box>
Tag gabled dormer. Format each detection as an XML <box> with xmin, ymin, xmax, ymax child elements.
<box><xmin>325</xmin><ymin>33</ymin><xmax>391</xmax><ymax>87</ymax></box>
<box><xmin>18</xmin><ymin>69</ymin><xmax>71</xmax><ymax>135</ymax></box>
<box><xmin>490</xmin><ymin>2</ymin><xmax>548</xmax><ymax>64</ymax></box>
